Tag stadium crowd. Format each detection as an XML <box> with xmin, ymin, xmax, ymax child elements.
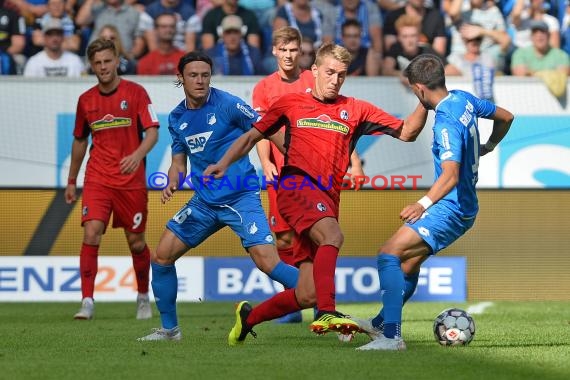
<box><xmin>2</xmin><ymin>0</ymin><xmax>569</xmax><ymax>79</ymax></box>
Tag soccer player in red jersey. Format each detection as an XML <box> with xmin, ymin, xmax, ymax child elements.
<box><xmin>254</xmin><ymin>27</ymin><xmax>365</xmax><ymax>325</ymax></box>
<box><xmin>205</xmin><ymin>42</ymin><xmax>429</xmax><ymax>345</ymax></box>
<box><xmin>65</xmin><ymin>38</ymin><xmax>159</xmax><ymax>320</ymax></box>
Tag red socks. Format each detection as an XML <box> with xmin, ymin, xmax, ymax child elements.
<box><xmin>79</xmin><ymin>243</ymin><xmax>99</xmax><ymax>299</ymax></box>
<box><xmin>313</xmin><ymin>245</ymin><xmax>339</xmax><ymax>312</ymax></box>
<box><xmin>131</xmin><ymin>244</ymin><xmax>150</xmax><ymax>294</ymax></box>
<box><xmin>247</xmin><ymin>288</ymin><xmax>301</xmax><ymax>326</ymax></box>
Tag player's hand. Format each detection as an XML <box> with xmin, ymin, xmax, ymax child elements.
<box><xmin>262</xmin><ymin>162</ymin><xmax>278</xmax><ymax>182</ymax></box>
<box><xmin>120</xmin><ymin>153</ymin><xmax>141</xmax><ymax>174</ymax></box>
<box><xmin>349</xmin><ymin>167</ymin><xmax>366</xmax><ymax>191</ymax></box>
<box><xmin>203</xmin><ymin>163</ymin><xmax>226</xmax><ymax>179</ymax></box>
<box><xmin>64</xmin><ymin>185</ymin><xmax>77</xmax><ymax>204</ymax></box>
<box><xmin>161</xmin><ymin>184</ymin><xmax>177</xmax><ymax>204</ymax></box>
<box><xmin>400</xmin><ymin>202</ymin><xmax>426</xmax><ymax>224</ymax></box>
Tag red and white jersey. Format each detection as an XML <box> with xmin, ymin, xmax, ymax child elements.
<box><xmin>74</xmin><ymin>79</ymin><xmax>159</xmax><ymax>189</ymax></box>
<box><xmin>253</xmin><ymin>91</ymin><xmax>404</xmax><ymax>200</ymax></box>
<box><xmin>252</xmin><ymin>70</ymin><xmax>314</xmax><ymax>172</ymax></box>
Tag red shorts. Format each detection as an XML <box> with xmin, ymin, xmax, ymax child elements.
<box><xmin>277</xmin><ymin>174</ymin><xmax>338</xmax><ymax>262</ymax></box>
<box><xmin>267</xmin><ymin>184</ymin><xmax>292</xmax><ymax>233</ymax></box>
<box><xmin>81</xmin><ymin>182</ymin><xmax>148</xmax><ymax>233</ymax></box>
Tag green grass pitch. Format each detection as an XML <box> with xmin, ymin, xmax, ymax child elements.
<box><xmin>2</xmin><ymin>301</ymin><xmax>569</xmax><ymax>380</ymax></box>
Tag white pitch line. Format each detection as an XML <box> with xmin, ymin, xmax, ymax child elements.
<box><xmin>466</xmin><ymin>302</ymin><xmax>494</xmax><ymax>315</ymax></box>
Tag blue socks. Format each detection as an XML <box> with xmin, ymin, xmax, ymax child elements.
<box><xmin>372</xmin><ymin>272</ymin><xmax>419</xmax><ymax>330</ymax></box>
<box><xmin>268</xmin><ymin>261</ymin><xmax>299</xmax><ymax>289</ymax></box>
<box><xmin>377</xmin><ymin>253</ymin><xmax>404</xmax><ymax>339</ymax></box>
<box><xmin>151</xmin><ymin>261</ymin><xmax>179</xmax><ymax>329</ymax></box>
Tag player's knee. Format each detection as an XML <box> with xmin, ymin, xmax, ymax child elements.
<box><xmin>129</xmin><ymin>240</ymin><xmax>147</xmax><ymax>254</ymax></box>
<box><xmin>295</xmin><ymin>289</ymin><xmax>316</xmax><ymax>308</ymax></box>
<box><xmin>321</xmin><ymin>230</ymin><xmax>344</xmax><ymax>247</ymax></box>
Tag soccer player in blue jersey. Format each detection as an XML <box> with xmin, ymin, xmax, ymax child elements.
<box><xmin>356</xmin><ymin>54</ymin><xmax>514</xmax><ymax>351</ymax></box>
<box><xmin>138</xmin><ymin>51</ymin><xmax>299</xmax><ymax>341</ymax></box>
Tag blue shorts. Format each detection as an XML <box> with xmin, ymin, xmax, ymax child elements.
<box><xmin>406</xmin><ymin>202</ymin><xmax>476</xmax><ymax>255</ymax></box>
<box><xmin>166</xmin><ymin>192</ymin><xmax>275</xmax><ymax>249</ymax></box>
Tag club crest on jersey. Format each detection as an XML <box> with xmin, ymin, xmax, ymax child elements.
<box><xmin>82</xmin><ymin>206</ymin><xmax>88</xmax><ymax>216</ymax></box>
<box><xmin>120</xmin><ymin>100</ymin><xmax>128</xmax><ymax>110</ymax></box>
<box><xmin>316</xmin><ymin>203</ymin><xmax>327</xmax><ymax>212</ymax></box>
<box><xmin>297</xmin><ymin>114</ymin><xmax>349</xmax><ymax>135</ymax></box>
<box><xmin>207</xmin><ymin>113</ymin><xmax>216</xmax><ymax>125</ymax></box>
<box><xmin>340</xmin><ymin>110</ymin><xmax>349</xmax><ymax>120</ymax></box>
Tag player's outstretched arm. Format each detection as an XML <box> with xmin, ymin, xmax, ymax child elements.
<box><xmin>349</xmin><ymin>151</ymin><xmax>365</xmax><ymax>190</ymax></box>
<box><xmin>65</xmin><ymin>137</ymin><xmax>88</xmax><ymax>204</ymax></box>
<box><xmin>256</xmin><ymin>139</ymin><xmax>278</xmax><ymax>181</ymax></box>
<box><xmin>162</xmin><ymin>153</ymin><xmax>187</xmax><ymax>204</ymax></box>
<box><xmin>400</xmin><ymin>161</ymin><xmax>460</xmax><ymax>223</ymax></box>
<box><xmin>204</xmin><ymin>128</ymin><xmax>265</xmax><ymax>179</ymax></box>
<box><xmin>398</xmin><ymin>103</ymin><xmax>429</xmax><ymax>142</ymax></box>
<box><xmin>480</xmin><ymin>106</ymin><xmax>514</xmax><ymax>157</ymax></box>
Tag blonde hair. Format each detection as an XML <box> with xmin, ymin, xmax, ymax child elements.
<box><xmin>394</xmin><ymin>14</ymin><xmax>421</xmax><ymax>34</ymax></box>
<box><xmin>314</xmin><ymin>42</ymin><xmax>352</xmax><ymax>67</ymax></box>
<box><xmin>87</xmin><ymin>38</ymin><xmax>118</xmax><ymax>61</ymax></box>
<box><xmin>272</xmin><ymin>26</ymin><xmax>302</xmax><ymax>47</ymax></box>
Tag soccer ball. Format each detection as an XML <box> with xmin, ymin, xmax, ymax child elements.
<box><xmin>433</xmin><ymin>308</ymin><xmax>475</xmax><ymax>346</ymax></box>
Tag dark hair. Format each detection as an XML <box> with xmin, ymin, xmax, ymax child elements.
<box><xmin>341</xmin><ymin>19</ymin><xmax>362</xmax><ymax>33</ymax></box>
<box><xmin>175</xmin><ymin>51</ymin><xmax>213</xmax><ymax>86</ymax></box>
<box><xmin>87</xmin><ymin>38</ymin><xmax>118</xmax><ymax>61</ymax></box>
<box><xmin>403</xmin><ymin>54</ymin><xmax>446</xmax><ymax>90</ymax></box>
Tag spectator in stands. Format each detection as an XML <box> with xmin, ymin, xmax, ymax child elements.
<box><xmin>31</xmin><ymin>0</ymin><xmax>81</xmax><ymax>54</ymax></box>
<box><xmin>510</xmin><ymin>0</ymin><xmax>560</xmax><ymax>49</ymax></box>
<box><xmin>299</xmin><ymin>35</ymin><xmax>316</xmax><ymax>69</ymax></box>
<box><xmin>341</xmin><ymin>19</ymin><xmax>380</xmax><ymax>75</ymax></box>
<box><xmin>93</xmin><ymin>24</ymin><xmax>136</xmax><ymax>74</ymax></box>
<box><xmin>273</xmin><ymin>0</ymin><xmax>335</xmax><ymax>48</ymax></box>
<box><xmin>511</xmin><ymin>19</ymin><xmax>570</xmax><ymax>75</ymax></box>
<box><xmin>75</xmin><ymin>0</ymin><xmax>141</xmax><ymax>58</ymax></box>
<box><xmin>447</xmin><ymin>0</ymin><xmax>511</xmax><ymax>72</ymax></box>
<box><xmin>334</xmin><ymin>0</ymin><xmax>384</xmax><ymax>59</ymax></box>
<box><xmin>137</xmin><ymin>12</ymin><xmax>184</xmax><ymax>75</ymax></box>
<box><xmin>562</xmin><ymin>0</ymin><xmax>570</xmax><ymax>54</ymax></box>
<box><xmin>205</xmin><ymin>14</ymin><xmax>265</xmax><ymax>75</ymax></box>
<box><xmin>446</xmin><ymin>33</ymin><xmax>496</xmax><ymax>100</ymax></box>
<box><xmin>138</xmin><ymin>0</ymin><xmax>200</xmax><ymax>54</ymax></box>
<box><xmin>382</xmin><ymin>13</ymin><xmax>449</xmax><ymax>79</ymax></box>
<box><xmin>201</xmin><ymin>0</ymin><xmax>261</xmax><ymax>50</ymax></box>
<box><xmin>383</xmin><ymin>0</ymin><xmax>447</xmax><ymax>57</ymax></box>
<box><xmin>7</xmin><ymin>0</ymin><xmax>48</xmax><ymax>24</ymax></box>
<box><xmin>0</xmin><ymin>0</ymin><xmax>27</xmax><ymax>73</ymax></box>
<box><xmin>23</xmin><ymin>18</ymin><xmax>85</xmax><ymax>76</ymax></box>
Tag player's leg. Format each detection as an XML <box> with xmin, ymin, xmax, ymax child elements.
<box><xmin>224</xmin><ymin>192</ymin><xmax>299</xmax><ymax>289</ymax></box>
<box><xmin>74</xmin><ymin>183</ymin><xmax>112</xmax><ymax>320</ymax></box>
<box><xmin>367</xmin><ymin>255</ymin><xmax>427</xmax><ymax>335</ymax></box>
<box><xmin>114</xmin><ymin>187</ymin><xmax>152</xmax><ymax>319</ymax></box>
<box><xmin>228</xmin><ymin>261</ymin><xmax>316</xmax><ymax>346</ymax></box>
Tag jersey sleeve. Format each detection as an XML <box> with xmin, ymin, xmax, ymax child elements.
<box><xmin>355</xmin><ymin>99</ymin><xmax>404</xmax><ymax>136</ymax></box>
<box><xmin>228</xmin><ymin>96</ymin><xmax>260</xmax><ymax>132</ymax></box>
<box><xmin>434</xmin><ymin>114</ymin><xmax>463</xmax><ymax>164</ymax></box>
<box><xmin>168</xmin><ymin>114</ymin><xmax>186</xmax><ymax>156</ymax></box>
<box><xmin>252</xmin><ymin>94</ymin><xmax>291</xmax><ymax>137</ymax></box>
<box><xmin>251</xmin><ymin>80</ymin><xmax>269</xmax><ymax>116</ymax></box>
<box><xmin>135</xmin><ymin>86</ymin><xmax>160</xmax><ymax>130</ymax></box>
<box><xmin>473</xmin><ymin>95</ymin><xmax>497</xmax><ymax>119</ymax></box>
<box><xmin>73</xmin><ymin>96</ymin><xmax>90</xmax><ymax>139</ymax></box>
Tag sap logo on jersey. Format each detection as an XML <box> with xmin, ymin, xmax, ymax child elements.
<box><xmin>186</xmin><ymin>131</ymin><xmax>213</xmax><ymax>153</ymax></box>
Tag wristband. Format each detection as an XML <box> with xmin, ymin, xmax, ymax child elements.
<box><xmin>417</xmin><ymin>195</ymin><xmax>433</xmax><ymax>210</ymax></box>
<box><xmin>484</xmin><ymin>140</ymin><xmax>497</xmax><ymax>151</ymax></box>
<box><xmin>68</xmin><ymin>178</ymin><xmax>77</xmax><ymax>185</ymax></box>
